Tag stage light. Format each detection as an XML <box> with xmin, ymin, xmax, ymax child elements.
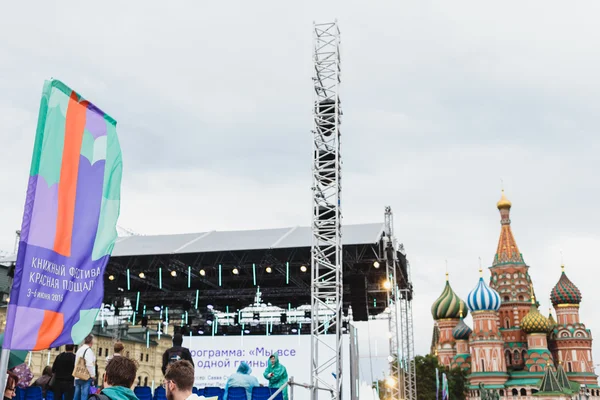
<box><xmin>291</xmin><ymin>328</ymin><xmax>298</xmax><ymax>334</ymax></box>
<box><xmin>199</xmin><ymin>269</ymin><xmax>206</xmax><ymax>276</ymax></box>
<box><xmin>207</xmin><ymin>320</ymin><xmax>213</xmax><ymax>326</ymax></box>
<box><xmin>300</xmin><ymin>265</ymin><xmax>307</xmax><ymax>272</ymax></box>
<box><xmin>170</xmin><ymin>270</ymin><xmax>177</xmax><ymax>277</ymax></box>
<box><xmin>387</xmin><ymin>356</ymin><xmax>394</xmax><ymax>363</ymax></box>
<box><xmin>117</xmin><ymin>287</ymin><xmax>124</xmax><ymax>292</ymax></box>
<box><xmin>244</xmin><ymin>329</ymin><xmax>250</xmax><ymax>334</ymax></box>
<box><xmin>207</xmin><ymin>304</ymin><xmax>214</xmax><ymax>310</ymax></box>
<box><xmin>383</xmin><ymin>280</ymin><xmax>391</xmax><ymax>290</ymax></box>
<box><xmin>154</xmin><ymin>305</ymin><xmax>161</xmax><ymax>312</ymax></box>
<box><xmin>385</xmin><ymin>307</ymin><xmax>391</xmax><ymax>313</ymax></box>
<box><xmin>232</xmin><ymin>268</ymin><xmax>239</xmax><ymax>275</ymax></box>
<box><xmin>266</xmin><ymin>267</ymin><xmax>272</xmax><ymax>273</ymax></box>
<box><xmin>387</xmin><ymin>331</ymin><xmax>393</xmax><ymax>339</ymax></box>
<box><xmin>385</xmin><ymin>376</ymin><xmax>396</xmax><ymax>388</ymax></box>
<box><xmin>108</xmin><ymin>275</ymin><xmax>115</xmax><ymax>281</ymax></box>
<box><xmin>373</xmin><ymin>261</ymin><xmax>380</xmax><ymax>268</ymax></box>
<box><xmin>139</xmin><ymin>272</ymin><xmax>145</xmax><ymax>279</ymax></box>
<box><xmin>198</xmin><ymin>330</ymin><xmax>204</xmax><ymax>335</ymax></box>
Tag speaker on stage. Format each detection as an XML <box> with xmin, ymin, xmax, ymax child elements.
<box><xmin>349</xmin><ymin>275</ymin><xmax>368</xmax><ymax>321</ymax></box>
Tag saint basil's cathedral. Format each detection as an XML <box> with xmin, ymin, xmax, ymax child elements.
<box><xmin>431</xmin><ymin>192</ymin><xmax>599</xmax><ymax>399</ymax></box>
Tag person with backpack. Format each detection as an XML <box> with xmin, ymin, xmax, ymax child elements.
<box><xmin>52</xmin><ymin>344</ymin><xmax>76</xmax><ymax>400</ymax></box>
<box><xmin>89</xmin><ymin>356</ymin><xmax>138</xmax><ymax>400</ymax></box>
<box><xmin>74</xmin><ymin>334</ymin><xmax>96</xmax><ymax>400</ymax></box>
<box><xmin>161</xmin><ymin>334</ymin><xmax>194</xmax><ymax>375</ymax></box>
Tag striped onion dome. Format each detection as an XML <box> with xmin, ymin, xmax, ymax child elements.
<box><xmin>521</xmin><ymin>303</ymin><xmax>551</xmax><ymax>334</ymax></box>
<box><xmin>452</xmin><ymin>318</ymin><xmax>472</xmax><ymax>340</ymax></box>
<box><xmin>431</xmin><ymin>280</ymin><xmax>467</xmax><ymax>320</ymax></box>
<box><xmin>467</xmin><ymin>277</ymin><xmax>501</xmax><ymax>312</ymax></box>
<box><xmin>550</xmin><ymin>268</ymin><xmax>582</xmax><ymax>306</ymax></box>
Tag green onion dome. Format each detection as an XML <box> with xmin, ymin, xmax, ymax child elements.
<box><xmin>550</xmin><ymin>266</ymin><xmax>582</xmax><ymax>306</ymax></box>
<box><xmin>431</xmin><ymin>277</ymin><xmax>468</xmax><ymax>320</ymax></box>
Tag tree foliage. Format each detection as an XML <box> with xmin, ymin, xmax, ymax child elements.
<box><xmin>374</xmin><ymin>355</ymin><xmax>468</xmax><ymax>400</ymax></box>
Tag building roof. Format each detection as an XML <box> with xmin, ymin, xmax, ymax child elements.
<box><xmin>493</xmin><ymin>191</ymin><xmax>525</xmax><ymax>266</ymax></box>
<box><xmin>0</xmin><ymin>223</ymin><xmax>384</xmax><ymax>261</ymax></box>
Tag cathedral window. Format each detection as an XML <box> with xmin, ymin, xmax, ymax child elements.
<box><xmin>511</xmin><ymin>389</ymin><xmax>518</xmax><ymax>396</ymax></box>
<box><xmin>567</xmin><ymin>362</ymin><xmax>573</xmax><ymax>372</ymax></box>
<box><xmin>481</xmin><ymin>359</ymin><xmax>485</xmax><ymax>372</ymax></box>
<box><xmin>504</xmin><ymin>318</ymin><xmax>510</xmax><ymax>329</ymax></box>
<box><xmin>520</xmin><ymin>388</ymin><xmax>527</xmax><ymax>396</ymax></box>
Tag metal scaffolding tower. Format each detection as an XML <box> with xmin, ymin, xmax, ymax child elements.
<box><xmin>310</xmin><ymin>21</ymin><xmax>343</xmax><ymax>400</ymax></box>
<box><xmin>383</xmin><ymin>207</ymin><xmax>417</xmax><ymax>400</ymax></box>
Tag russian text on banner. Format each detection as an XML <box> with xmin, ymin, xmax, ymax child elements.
<box><xmin>4</xmin><ymin>79</ymin><xmax>122</xmax><ymax>350</ymax></box>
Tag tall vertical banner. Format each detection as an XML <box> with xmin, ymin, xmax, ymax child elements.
<box><xmin>4</xmin><ymin>80</ymin><xmax>122</xmax><ymax>350</ymax></box>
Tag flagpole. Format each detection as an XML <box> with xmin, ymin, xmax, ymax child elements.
<box><xmin>0</xmin><ymin>348</ymin><xmax>11</xmax><ymax>395</ymax></box>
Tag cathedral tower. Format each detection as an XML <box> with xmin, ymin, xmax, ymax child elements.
<box><xmin>549</xmin><ymin>265</ymin><xmax>597</xmax><ymax>385</ymax></box>
<box><xmin>467</xmin><ymin>270</ymin><xmax>508</xmax><ymax>386</ymax></box>
<box><xmin>488</xmin><ymin>191</ymin><xmax>534</xmax><ymax>369</ymax></box>
<box><xmin>431</xmin><ymin>273</ymin><xmax>467</xmax><ymax>367</ymax></box>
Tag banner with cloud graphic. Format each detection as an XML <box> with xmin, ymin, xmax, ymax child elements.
<box><xmin>4</xmin><ymin>80</ymin><xmax>122</xmax><ymax>350</ymax></box>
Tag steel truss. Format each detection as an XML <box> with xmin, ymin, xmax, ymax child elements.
<box><xmin>310</xmin><ymin>21</ymin><xmax>343</xmax><ymax>400</ymax></box>
<box><xmin>384</xmin><ymin>207</ymin><xmax>416</xmax><ymax>400</ymax></box>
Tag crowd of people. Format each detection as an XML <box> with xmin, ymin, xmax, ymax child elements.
<box><xmin>3</xmin><ymin>333</ymin><xmax>290</xmax><ymax>400</ymax></box>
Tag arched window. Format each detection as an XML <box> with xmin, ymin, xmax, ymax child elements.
<box><xmin>499</xmin><ymin>389</ymin><xmax>505</xmax><ymax>396</ymax></box>
<box><xmin>513</xmin><ymin>350</ymin><xmax>520</xmax><ymax>361</ymax></box>
<box><xmin>481</xmin><ymin>359</ymin><xmax>485</xmax><ymax>372</ymax></box>
<box><xmin>144</xmin><ymin>377</ymin><xmax>148</xmax><ymax>387</ymax></box>
<box><xmin>512</xmin><ymin>389</ymin><xmax>519</xmax><ymax>396</ymax></box>
<box><xmin>504</xmin><ymin>318</ymin><xmax>510</xmax><ymax>329</ymax></box>
<box><xmin>137</xmin><ymin>376</ymin><xmax>141</xmax><ymax>386</ymax></box>
<box><xmin>531</xmin><ymin>389</ymin><xmax>538</xmax><ymax>394</ymax></box>
<box><xmin>518</xmin><ymin>295</ymin><xmax>524</xmax><ymax>301</ymax></box>
<box><xmin>506</xmin><ymin>351</ymin><xmax>512</xmax><ymax>366</ymax></box>
<box><xmin>568</xmin><ymin>362</ymin><xmax>573</xmax><ymax>372</ymax></box>
<box><xmin>503</xmin><ymin>296</ymin><xmax>509</xmax><ymax>302</ymax></box>
<box><xmin>520</xmin><ymin>388</ymin><xmax>527</xmax><ymax>396</ymax></box>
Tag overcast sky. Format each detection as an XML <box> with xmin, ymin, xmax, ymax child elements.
<box><xmin>2</xmin><ymin>0</ymin><xmax>600</xmax><ymax>382</ymax></box>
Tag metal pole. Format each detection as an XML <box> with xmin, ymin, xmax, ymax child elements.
<box><xmin>0</xmin><ymin>348</ymin><xmax>11</xmax><ymax>395</ymax></box>
<box><xmin>310</xmin><ymin>20</ymin><xmax>343</xmax><ymax>400</ymax></box>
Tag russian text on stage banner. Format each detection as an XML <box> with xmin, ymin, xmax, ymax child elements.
<box><xmin>4</xmin><ymin>80</ymin><xmax>122</xmax><ymax>350</ymax></box>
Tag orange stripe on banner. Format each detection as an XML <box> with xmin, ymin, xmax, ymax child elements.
<box><xmin>34</xmin><ymin>310</ymin><xmax>64</xmax><ymax>351</ymax></box>
<box><xmin>53</xmin><ymin>92</ymin><xmax>87</xmax><ymax>256</ymax></box>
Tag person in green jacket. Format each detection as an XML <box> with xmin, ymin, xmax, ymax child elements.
<box><xmin>263</xmin><ymin>353</ymin><xmax>289</xmax><ymax>400</ymax></box>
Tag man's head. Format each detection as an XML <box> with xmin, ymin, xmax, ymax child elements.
<box><xmin>83</xmin><ymin>334</ymin><xmax>94</xmax><ymax>347</ymax></box>
<box><xmin>172</xmin><ymin>333</ymin><xmax>183</xmax><ymax>347</ymax></box>
<box><xmin>164</xmin><ymin>361</ymin><xmax>194</xmax><ymax>400</ymax></box>
<box><xmin>65</xmin><ymin>344</ymin><xmax>75</xmax><ymax>352</ymax></box>
<box><xmin>114</xmin><ymin>341</ymin><xmax>124</xmax><ymax>354</ymax></box>
<box><xmin>104</xmin><ymin>356</ymin><xmax>138</xmax><ymax>389</ymax></box>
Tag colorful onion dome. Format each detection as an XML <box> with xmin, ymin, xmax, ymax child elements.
<box><xmin>431</xmin><ymin>277</ymin><xmax>468</xmax><ymax>320</ymax></box>
<box><xmin>521</xmin><ymin>303</ymin><xmax>551</xmax><ymax>334</ymax></box>
<box><xmin>497</xmin><ymin>190</ymin><xmax>512</xmax><ymax>210</ymax></box>
<box><xmin>467</xmin><ymin>275</ymin><xmax>501</xmax><ymax>312</ymax></box>
<box><xmin>548</xmin><ymin>309</ymin><xmax>557</xmax><ymax>330</ymax></box>
<box><xmin>550</xmin><ymin>266</ymin><xmax>582</xmax><ymax>306</ymax></box>
<box><xmin>452</xmin><ymin>318</ymin><xmax>472</xmax><ymax>340</ymax></box>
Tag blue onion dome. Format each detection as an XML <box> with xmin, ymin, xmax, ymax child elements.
<box><xmin>431</xmin><ymin>276</ymin><xmax>468</xmax><ymax>320</ymax></box>
<box><xmin>467</xmin><ymin>273</ymin><xmax>501</xmax><ymax>312</ymax></box>
<box><xmin>452</xmin><ymin>317</ymin><xmax>472</xmax><ymax>340</ymax></box>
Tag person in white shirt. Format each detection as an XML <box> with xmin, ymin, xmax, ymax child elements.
<box><xmin>164</xmin><ymin>361</ymin><xmax>207</xmax><ymax>400</ymax></box>
<box><xmin>74</xmin><ymin>334</ymin><xmax>97</xmax><ymax>400</ymax></box>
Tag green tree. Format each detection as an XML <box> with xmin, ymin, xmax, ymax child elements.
<box><xmin>415</xmin><ymin>354</ymin><xmax>468</xmax><ymax>400</ymax></box>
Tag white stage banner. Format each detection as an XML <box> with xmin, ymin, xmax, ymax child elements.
<box><xmin>183</xmin><ymin>334</ymin><xmax>351</xmax><ymax>399</ymax></box>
